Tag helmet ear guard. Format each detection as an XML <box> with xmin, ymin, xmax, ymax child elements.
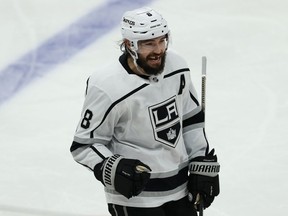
<box><xmin>122</xmin><ymin>39</ymin><xmax>139</xmax><ymax>59</ymax></box>
<box><xmin>129</xmin><ymin>40</ymin><xmax>139</xmax><ymax>59</ymax></box>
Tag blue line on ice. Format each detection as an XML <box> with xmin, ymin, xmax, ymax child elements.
<box><xmin>0</xmin><ymin>0</ymin><xmax>153</xmax><ymax>105</ymax></box>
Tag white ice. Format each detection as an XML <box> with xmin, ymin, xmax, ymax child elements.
<box><xmin>0</xmin><ymin>0</ymin><xmax>288</xmax><ymax>215</ymax></box>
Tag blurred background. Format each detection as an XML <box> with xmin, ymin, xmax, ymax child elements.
<box><xmin>1</xmin><ymin>0</ymin><xmax>288</xmax><ymax>215</ymax></box>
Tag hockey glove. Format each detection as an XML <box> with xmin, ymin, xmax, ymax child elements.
<box><xmin>188</xmin><ymin>149</ymin><xmax>220</xmax><ymax>210</ymax></box>
<box><xmin>94</xmin><ymin>155</ymin><xmax>151</xmax><ymax>199</ymax></box>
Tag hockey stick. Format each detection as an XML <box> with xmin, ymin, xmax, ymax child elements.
<box><xmin>198</xmin><ymin>56</ymin><xmax>207</xmax><ymax>216</ymax></box>
<box><xmin>188</xmin><ymin>57</ymin><xmax>207</xmax><ymax>216</ymax></box>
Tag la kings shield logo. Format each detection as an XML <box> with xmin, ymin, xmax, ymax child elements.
<box><xmin>149</xmin><ymin>96</ymin><xmax>181</xmax><ymax>148</ymax></box>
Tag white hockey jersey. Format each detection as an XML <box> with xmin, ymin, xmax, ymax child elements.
<box><xmin>70</xmin><ymin>49</ymin><xmax>209</xmax><ymax>208</ymax></box>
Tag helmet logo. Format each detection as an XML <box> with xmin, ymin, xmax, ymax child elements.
<box><xmin>123</xmin><ymin>18</ymin><xmax>135</xmax><ymax>26</ymax></box>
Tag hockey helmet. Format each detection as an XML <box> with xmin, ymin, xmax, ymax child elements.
<box><xmin>121</xmin><ymin>7</ymin><xmax>169</xmax><ymax>53</ymax></box>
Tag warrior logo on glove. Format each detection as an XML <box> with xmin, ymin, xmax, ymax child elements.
<box><xmin>188</xmin><ymin>149</ymin><xmax>220</xmax><ymax>210</ymax></box>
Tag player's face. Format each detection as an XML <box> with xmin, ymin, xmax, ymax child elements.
<box><xmin>136</xmin><ymin>35</ymin><xmax>168</xmax><ymax>75</ymax></box>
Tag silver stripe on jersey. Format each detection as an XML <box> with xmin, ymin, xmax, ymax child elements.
<box><xmin>73</xmin><ymin>136</ymin><xmax>109</xmax><ymax>145</ymax></box>
<box><xmin>183</xmin><ymin>106</ymin><xmax>202</xmax><ymax>121</ymax></box>
<box><xmin>150</xmin><ymin>161</ymin><xmax>188</xmax><ymax>178</ymax></box>
<box><xmin>183</xmin><ymin>122</ymin><xmax>205</xmax><ymax>134</ymax></box>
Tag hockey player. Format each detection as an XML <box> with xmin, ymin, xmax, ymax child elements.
<box><xmin>70</xmin><ymin>7</ymin><xmax>220</xmax><ymax>216</ymax></box>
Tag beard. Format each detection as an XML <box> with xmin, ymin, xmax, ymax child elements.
<box><xmin>136</xmin><ymin>52</ymin><xmax>166</xmax><ymax>76</ymax></box>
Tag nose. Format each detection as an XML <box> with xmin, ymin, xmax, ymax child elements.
<box><xmin>153</xmin><ymin>43</ymin><xmax>164</xmax><ymax>54</ymax></box>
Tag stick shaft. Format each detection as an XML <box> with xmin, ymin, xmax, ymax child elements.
<box><xmin>199</xmin><ymin>199</ymin><xmax>204</xmax><ymax>216</ymax></box>
<box><xmin>201</xmin><ymin>56</ymin><xmax>207</xmax><ymax>116</ymax></box>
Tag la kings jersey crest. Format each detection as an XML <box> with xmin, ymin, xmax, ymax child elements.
<box><xmin>149</xmin><ymin>95</ymin><xmax>181</xmax><ymax>148</ymax></box>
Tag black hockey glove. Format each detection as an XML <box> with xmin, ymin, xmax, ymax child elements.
<box><xmin>188</xmin><ymin>149</ymin><xmax>220</xmax><ymax>210</ymax></box>
<box><xmin>94</xmin><ymin>155</ymin><xmax>151</xmax><ymax>199</ymax></box>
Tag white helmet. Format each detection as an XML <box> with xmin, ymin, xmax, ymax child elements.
<box><xmin>121</xmin><ymin>7</ymin><xmax>169</xmax><ymax>53</ymax></box>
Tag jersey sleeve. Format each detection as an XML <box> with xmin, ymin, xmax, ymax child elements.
<box><xmin>182</xmin><ymin>72</ymin><xmax>209</xmax><ymax>160</ymax></box>
<box><xmin>70</xmin><ymin>78</ymin><xmax>118</xmax><ymax>170</ymax></box>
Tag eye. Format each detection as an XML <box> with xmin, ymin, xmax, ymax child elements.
<box><xmin>143</xmin><ymin>42</ymin><xmax>154</xmax><ymax>46</ymax></box>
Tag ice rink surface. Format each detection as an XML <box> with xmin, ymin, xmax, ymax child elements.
<box><xmin>1</xmin><ymin>0</ymin><xmax>288</xmax><ymax>215</ymax></box>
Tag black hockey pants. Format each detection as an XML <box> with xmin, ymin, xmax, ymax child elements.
<box><xmin>107</xmin><ymin>196</ymin><xmax>197</xmax><ymax>216</ymax></box>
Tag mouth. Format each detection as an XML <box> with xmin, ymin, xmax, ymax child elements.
<box><xmin>147</xmin><ymin>55</ymin><xmax>162</xmax><ymax>66</ymax></box>
<box><xmin>136</xmin><ymin>53</ymin><xmax>166</xmax><ymax>75</ymax></box>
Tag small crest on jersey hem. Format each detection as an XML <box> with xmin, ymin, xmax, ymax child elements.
<box><xmin>148</xmin><ymin>96</ymin><xmax>181</xmax><ymax>148</ymax></box>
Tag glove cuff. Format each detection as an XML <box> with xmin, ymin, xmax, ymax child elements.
<box><xmin>189</xmin><ymin>161</ymin><xmax>220</xmax><ymax>177</ymax></box>
<box><xmin>102</xmin><ymin>154</ymin><xmax>123</xmax><ymax>189</ymax></box>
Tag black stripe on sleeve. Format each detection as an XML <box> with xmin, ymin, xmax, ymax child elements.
<box><xmin>90</xmin><ymin>145</ymin><xmax>106</xmax><ymax>160</ymax></box>
<box><xmin>70</xmin><ymin>141</ymin><xmax>89</xmax><ymax>152</ymax></box>
<box><xmin>203</xmin><ymin>128</ymin><xmax>210</xmax><ymax>155</ymax></box>
<box><xmin>190</xmin><ymin>91</ymin><xmax>199</xmax><ymax>106</ymax></box>
<box><xmin>85</xmin><ymin>77</ymin><xmax>90</xmax><ymax>96</ymax></box>
<box><xmin>70</xmin><ymin>141</ymin><xmax>106</xmax><ymax>160</ymax></box>
<box><xmin>183</xmin><ymin>110</ymin><xmax>204</xmax><ymax>128</ymax></box>
<box><xmin>90</xmin><ymin>83</ymin><xmax>149</xmax><ymax>138</ymax></box>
